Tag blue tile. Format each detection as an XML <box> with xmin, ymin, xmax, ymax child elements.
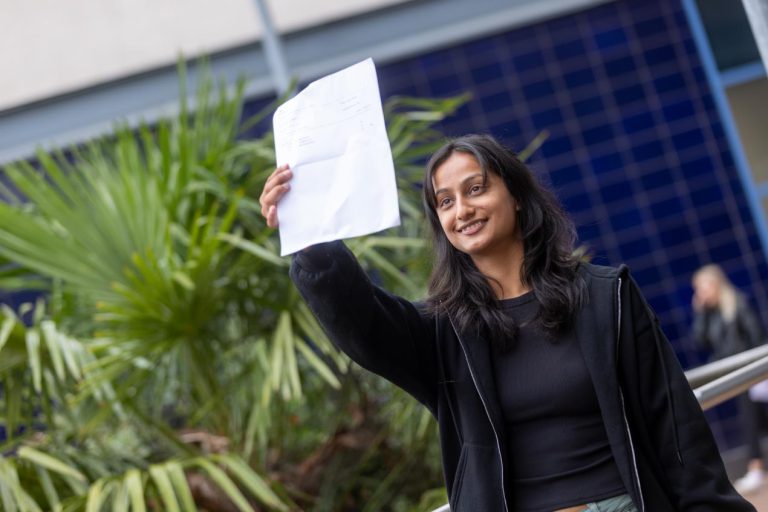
<box><xmin>672</xmin><ymin>128</ymin><xmax>705</xmax><ymax>150</ymax></box>
<box><xmin>523</xmin><ymin>79</ymin><xmax>555</xmax><ymax>100</ymax></box>
<box><xmin>480</xmin><ymin>90</ymin><xmax>513</xmax><ymax>112</ymax></box>
<box><xmin>691</xmin><ymin>184</ymin><xmax>724</xmax><ymax>205</ymax></box>
<box><xmin>669</xmin><ymin>254</ymin><xmax>702</xmax><ymax>277</ymax></box>
<box><xmin>471</xmin><ymin>62</ymin><xmax>504</xmax><ymax>84</ymax></box>
<box><xmin>550</xmin><ymin>163</ymin><xmax>583</xmax><ymax>187</ymax></box>
<box><xmin>513</xmin><ymin>50</ymin><xmax>544</xmax><ymax>71</ymax></box>
<box><xmin>573</xmin><ymin>96</ymin><xmax>604</xmax><ymax>116</ymax></box>
<box><xmin>564</xmin><ymin>68</ymin><xmax>596</xmax><ymax>88</ymax></box>
<box><xmin>590</xmin><ymin>152</ymin><xmax>624</xmax><ymax>174</ymax></box>
<box><xmin>759</xmin><ymin>261</ymin><xmax>768</xmax><ymax>283</ymax></box>
<box><xmin>711</xmin><ymin>121</ymin><xmax>724</xmax><ymax>139</ymax></box>
<box><xmin>620</xmin><ymin>237</ymin><xmax>653</xmax><ymax>260</ymax></box>
<box><xmin>554</xmin><ymin>39</ymin><xmax>587</xmax><ymax>60</ymax></box>
<box><xmin>463</xmin><ymin>38</ymin><xmax>498</xmax><ymax>58</ymax></box>
<box><xmin>632</xmin><ymin>266</ymin><xmax>662</xmax><ymax>286</ymax></box>
<box><xmin>419</xmin><ymin>50</ymin><xmax>454</xmax><ymax>72</ymax></box>
<box><xmin>545</xmin><ymin>14</ymin><xmax>578</xmax><ymax>33</ymax></box>
<box><xmin>643</xmin><ymin>44</ymin><xmax>677</xmax><ymax>66</ymax></box>
<box><xmin>710</xmin><ymin>241</ymin><xmax>743</xmax><ymax>262</ymax></box>
<box><xmin>614</xmin><ymin>84</ymin><xmax>646</xmax><ymax>106</ymax></box>
<box><xmin>583</xmin><ymin>124</ymin><xmax>615</xmax><ymax>146</ymax></box>
<box><xmin>662</xmin><ymin>321</ymin><xmax>681</xmax><ymax>341</ymax></box>
<box><xmin>662</xmin><ymin>99</ymin><xmax>695</xmax><ymax>122</ymax></box>
<box><xmin>594</xmin><ymin>28</ymin><xmax>628</xmax><ymax>49</ymax></box>
<box><xmin>680</xmin><ymin>156</ymin><xmax>715</xmax><ymax>180</ymax></box>
<box><xmin>532</xmin><ymin>107</ymin><xmax>564</xmax><ymax>128</ymax></box>
<box><xmin>587</xmin><ymin>2</ymin><xmax>620</xmax><ymax>22</ymax></box>
<box><xmin>659</xmin><ymin>223</ymin><xmax>692</xmax><ymax>246</ymax></box>
<box><xmin>645</xmin><ymin>290</ymin><xmax>669</xmax><ymax>314</ymax></box>
<box><xmin>563</xmin><ymin>191</ymin><xmax>592</xmax><ymax>213</ymax></box>
<box><xmin>684</xmin><ymin>39</ymin><xmax>698</xmax><ymax>56</ymax></box>
<box><xmin>651</xmin><ymin>196</ymin><xmax>685</xmax><ymax>220</ymax></box>
<box><xmin>610</xmin><ymin>208</ymin><xmax>644</xmax><ymax>230</ymax></box>
<box><xmin>428</xmin><ymin>76</ymin><xmax>463</xmax><ymax>96</ymax></box>
<box><xmin>504</xmin><ymin>26</ymin><xmax>539</xmax><ymax>49</ymax></box>
<box><xmin>490</xmin><ymin>119</ymin><xmax>523</xmax><ymax>138</ymax></box>
<box><xmin>623</xmin><ymin>111</ymin><xmax>655</xmax><ymax>134</ymax></box>
<box><xmin>601</xmin><ymin>180</ymin><xmax>634</xmax><ymax>203</ymax></box>
<box><xmin>653</xmin><ymin>73</ymin><xmax>686</xmax><ymax>94</ymax></box>
<box><xmin>540</xmin><ymin>135</ymin><xmax>574</xmax><ymax>157</ymax></box>
<box><xmin>699</xmin><ymin>212</ymin><xmax>732</xmax><ymax>235</ymax></box>
<box><xmin>604</xmin><ymin>56</ymin><xmax>637</xmax><ymax>77</ymax></box>
<box><xmin>634</xmin><ymin>17</ymin><xmax>668</xmax><ymax>37</ymax></box>
<box><xmin>702</xmin><ymin>93</ymin><xmax>716</xmax><ymax>112</ymax></box>
<box><xmin>631</xmin><ymin>140</ymin><xmax>664</xmax><ymax>162</ymax></box>
<box><xmin>578</xmin><ymin>222</ymin><xmax>602</xmax><ymax>242</ymax></box>
<box><xmin>640</xmin><ymin>169</ymin><xmax>673</xmax><ymax>191</ymax></box>
<box><xmin>721</xmin><ymin>150</ymin><xmax>734</xmax><ymax>167</ymax></box>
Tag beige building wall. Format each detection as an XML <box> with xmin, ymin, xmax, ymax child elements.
<box><xmin>0</xmin><ymin>0</ymin><xmax>410</xmax><ymax>111</ymax></box>
<box><xmin>727</xmin><ymin>77</ymin><xmax>768</xmax><ymax>183</ymax></box>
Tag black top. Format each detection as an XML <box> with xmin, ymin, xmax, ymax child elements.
<box><xmin>492</xmin><ymin>292</ymin><xmax>625</xmax><ymax>511</ymax></box>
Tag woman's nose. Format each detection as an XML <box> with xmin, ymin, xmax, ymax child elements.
<box><xmin>456</xmin><ymin>199</ymin><xmax>475</xmax><ymax>220</ymax></box>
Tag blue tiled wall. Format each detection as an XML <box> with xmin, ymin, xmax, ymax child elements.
<box><xmin>245</xmin><ymin>0</ymin><xmax>768</xmax><ymax>449</ymax></box>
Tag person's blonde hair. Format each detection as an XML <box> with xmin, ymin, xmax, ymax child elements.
<box><xmin>692</xmin><ymin>264</ymin><xmax>738</xmax><ymax>322</ymax></box>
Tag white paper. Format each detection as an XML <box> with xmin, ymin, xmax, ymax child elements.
<box><xmin>272</xmin><ymin>58</ymin><xmax>400</xmax><ymax>255</ymax></box>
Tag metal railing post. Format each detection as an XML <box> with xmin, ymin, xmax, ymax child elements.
<box><xmin>252</xmin><ymin>0</ymin><xmax>292</xmax><ymax>95</ymax></box>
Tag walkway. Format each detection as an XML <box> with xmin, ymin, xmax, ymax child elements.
<box><xmin>745</xmin><ymin>484</ymin><xmax>768</xmax><ymax>510</ymax></box>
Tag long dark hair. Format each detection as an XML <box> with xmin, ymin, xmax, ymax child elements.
<box><xmin>422</xmin><ymin>134</ymin><xmax>584</xmax><ymax>347</ymax></box>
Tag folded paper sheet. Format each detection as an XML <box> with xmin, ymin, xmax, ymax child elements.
<box><xmin>273</xmin><ymin>58</ymin><xmax>400</xmax><ymax>255</ymax></box>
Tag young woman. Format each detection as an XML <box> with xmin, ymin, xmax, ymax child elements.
<box><xmin>260</xmin><ymin>134</ymin><xmax>753</xmax><ymax>511</ymax></box>
<box><xmin>692</xmin><ymin>264</ymin><xmax>766</xmax><ymax>495</ymax></box>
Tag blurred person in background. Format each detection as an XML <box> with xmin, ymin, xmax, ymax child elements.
<box><xmin>692</xmin><ymin>264</ymin><xmax>766</xmax><ymax>494</ymax></box>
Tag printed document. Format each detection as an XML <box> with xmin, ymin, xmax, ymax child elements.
<box><xmin>273</xmin><ymin>58</ymin><xmax>400</xmax><ymax>255</ymax></box>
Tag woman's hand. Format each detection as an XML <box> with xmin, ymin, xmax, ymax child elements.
<box><xmin>259</xmin><ymin>164</ymin><xmax>292</xmax><ymax>228</ymax></box>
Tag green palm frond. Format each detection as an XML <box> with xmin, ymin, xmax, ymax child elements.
<box><xmin>0</xmin><ymin>59</ymin><xmax>469</xmax><ymax>509</ymax></box>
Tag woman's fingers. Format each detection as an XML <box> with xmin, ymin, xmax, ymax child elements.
<box><xmin>266</xmin><ymin>205</ymin><xmax>279</xmax><ymax>228</ymax></box>
<box><xmin>262</xmin><ymin>164</ymin><xmax>290</xmax><ymax>192</ymax></box>
<box><xmin>259</xmin><ymin>164</ymin><xmax>292</xmax><ymax>225</ymax></box>
<box><xmin>260</xmin><ymin>180</ymin><xmax>291</xmax><ymax>217</ymax></box>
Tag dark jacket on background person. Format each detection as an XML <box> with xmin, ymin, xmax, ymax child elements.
<box><xmin>290</xmin><ymin>241</ymin><xmax>754</xmax><ymax>512</ymax></box>
<box><xmin>692</xmin><ymin>296</ymin><xmax>764</xmax><ymax>361</ymax></box>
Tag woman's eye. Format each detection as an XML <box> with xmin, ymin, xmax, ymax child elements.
<box><xmin>438</xmin><ymin>197</ymin><xmax>452</xmax><ymax>208</ymax></box>
<box><xmin>469</xmin><ymin>184</ymin><xmax>483</xmax><ymax>194</ymax></box>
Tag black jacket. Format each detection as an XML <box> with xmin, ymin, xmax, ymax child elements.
<box><xmin>692</xmin><ymin>296</ymin><xmax>764</xmax><ymax>361</ymax></box>
<box><xmin>290</xmin><ymin>241</ymin><xmax>753</xmax><ymax>511</ymax></box>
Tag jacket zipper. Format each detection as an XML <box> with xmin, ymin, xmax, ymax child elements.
<box><xmin>448</xmin><ymin>317</ymin><xmax>510</xmax><ymax>512</ymax></box>
<box><xmin>616</xmin><ymin>277</ymin><xmax>646</xmax><ymax>512</ymax></box>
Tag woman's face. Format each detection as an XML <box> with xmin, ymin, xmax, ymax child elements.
<box><xmin>431</xmin><ymin>152</ymin><xmax>521</xmax><ymax>261</ymax></box>
<box><xmin>693</xmin><ymin>273</ymin><xmax>721</xmax><ymax>307</ymax></box>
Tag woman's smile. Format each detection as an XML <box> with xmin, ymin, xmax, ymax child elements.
<box><xmin>458</xmin><ymin>219</ymin><xmax>487</xmax><ymax>235</ymax></box>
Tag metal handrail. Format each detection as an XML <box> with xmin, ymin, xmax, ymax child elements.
<box><xmin>685</xmin><ymin>344</ymin><xmax>768</xmax><ymax>389</ymax></box>
<box><xmin>695</xmin><ymin>353</ymin><xmax>768</xmax><ymax>410</ymax></box>
<box><xmin>431</xmin><ymin>347</ymin><xmax>768</xmax><ymax>512</ymax></box>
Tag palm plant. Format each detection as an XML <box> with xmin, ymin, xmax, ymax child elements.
<box><xmin>0</xmin><ymin>63</ymin><xmax>467</xmax><ymax>511</ymax></box>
